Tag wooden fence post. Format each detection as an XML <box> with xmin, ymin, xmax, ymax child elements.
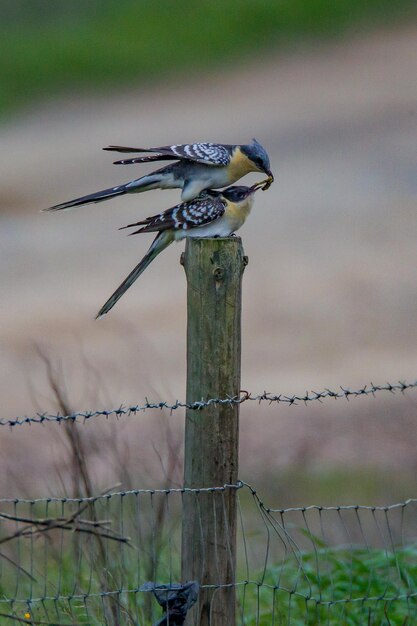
<box><xmin>181</xmin><ymin>237</ymin><xmax>246</xmax><ymax>626</ymax></box>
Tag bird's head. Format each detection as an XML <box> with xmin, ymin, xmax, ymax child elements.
<box><xmin>222</xmin><ymin>179</ymin><xmax>268</xmax><ymax>204</ymax></box>
<box><xmin>241</xmin><ymin>139</ymin><xmax>274</xmax><ymax>182</ymax></box>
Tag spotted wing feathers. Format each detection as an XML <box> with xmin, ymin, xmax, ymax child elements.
<box><xmin>122</xmin><ymin>194</ymin><xmax>226</xmax><ymax>234</ymax></box>
<box><xmin>158</xmin><ymin>143</ymin><xmax>232</xmax><ymax>165</ymax></box>
<box><xmin>104</xmin><ymin>142</ymin><xmax>232</xmax><ymax>166</ymax></box>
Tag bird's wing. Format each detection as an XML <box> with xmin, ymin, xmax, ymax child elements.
<box><xmin>104</xmin><ymin>142</ymin><xmax>232</xmax><ymax>166</ymax></box>
<box><xmin>122</xmin><ymin>194</ymin><xmax>227</xmax><ymax>234</ymax></box>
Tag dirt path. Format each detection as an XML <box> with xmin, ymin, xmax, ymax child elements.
<box><xmin>0</xmin><ymin>26</ymin><xmax>416</xmax><ymax>495</ymax></box>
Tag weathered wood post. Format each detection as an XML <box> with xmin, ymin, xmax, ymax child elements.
<box><xmin>181</xmin><ymin>237</ymin><xmax>246</xmax><ymax>626</ymax></box>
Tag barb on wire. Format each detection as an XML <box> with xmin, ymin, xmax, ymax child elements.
<box><xmin>2</xmin><ymin>379</ymin><xmax>416</xmax><ymax>427</ymax></box>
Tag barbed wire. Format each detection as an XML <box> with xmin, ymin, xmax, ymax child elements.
<box><xmin>2</xmin><ymin>379</ymin><xmax>417</xmax><ymax>428</ymax></box>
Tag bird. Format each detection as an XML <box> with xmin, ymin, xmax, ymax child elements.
<box><xmin>44</xmin><ymin>139</ymin><xmax>273</xmax><ymax>211</ymax></box>
<box><xmin>96</xmin><ymin>180</ymin><xmax>267</xmax><ymax>318</ymax></box>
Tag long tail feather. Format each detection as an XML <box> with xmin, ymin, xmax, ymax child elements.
<box><xmin>44</xmin><ymin>169</ymin><xmax>168</xmax><ymax>211</ymax></box>
<box><xmin>44</xmin><ymin>184</ymin><xmax>127</xmax><ymax>212</ymax></box>
<box><xmin>103</xmin><ymin>145</ymin><xmax>150</xmax><ymax>153</ymax></box>
<box><xmin>113</xmin><ymin>154</ymin><xmax>176</xmax><ymax>165</ymax></box>
<box><xmin>96</xmin><ymin>231</ymin><xmax>174</xmax><ymax>318</ymax></box>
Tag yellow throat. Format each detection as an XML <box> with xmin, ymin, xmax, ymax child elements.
<box><xmin>228</xmin><ymin>147</ymin><xmax>257</xmax><ymax>182</ymax></box>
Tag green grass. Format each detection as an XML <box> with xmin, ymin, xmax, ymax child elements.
<box><xmin>242</xmin><ymin>544</ymin><xmax>417</xmax><ymax>624</ymax></box>
<box><xmin>1</xmin><ymin>490</ymin><xmax>416</xmax><ymax>625</ymax></box>
<box><xmin>1</xmin><ymin>0</ymin><xmax>416</xmax><ymax>118</ymax></box>
<box><xmin>2</xmin><ymin>542</ymin><xmax>416</xmax><ymax>624</ymax></box>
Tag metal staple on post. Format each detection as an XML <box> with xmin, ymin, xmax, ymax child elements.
<box><xmin>181</xmin><ymin>237</ymin><xmax>246</xmax><ymax>625</ymax></box>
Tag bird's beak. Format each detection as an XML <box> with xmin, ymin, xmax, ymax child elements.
<box><xmin>248</xmin><ymin>181</ymin><xmax>264</xmax><ymax>194</ymax></box>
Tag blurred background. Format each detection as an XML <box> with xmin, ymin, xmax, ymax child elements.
<box><xmin>1</xmin><ymin>0</ymin><xmax>417</xmax><ymax>504</ymax></box>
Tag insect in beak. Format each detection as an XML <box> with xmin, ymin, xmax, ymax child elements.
<box><xmin>250</xmin><ymin>177</ymin><xmax>273</xmax><ymax>193</ymax></box>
